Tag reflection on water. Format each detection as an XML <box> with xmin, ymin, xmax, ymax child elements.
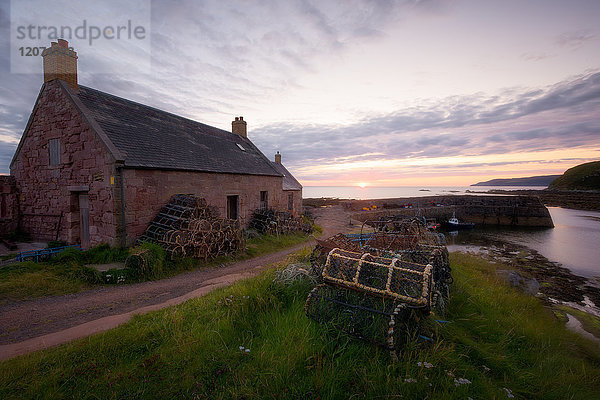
<box><xmin>446</xmin><ymin>207</ymin><xmax>600</xmax><ymax>278</ymax></box>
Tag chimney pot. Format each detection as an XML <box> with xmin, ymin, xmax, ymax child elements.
<box><xmin>232</xmin><ymin>116</ymin><xmax>247</xmax><ymax>138</ymax></box>
<box><xmin>42</xmin><ymin>40</ymin><xmax>78</xmax><ymax>90</ymax></box>
<box><xmin>275</xmin><ymin>151</ymin><xmax>282</xmax><ymax>164</ymax></box>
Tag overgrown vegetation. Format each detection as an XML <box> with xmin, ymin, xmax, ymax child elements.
<box><xmin>548</xmin><ymin>160</ymin><xmax>600</xmax><ymax>190</ymax></box>
<box><xmin>0</xmin><ymin>229</ymin><xmax>315</xmax><ymax>303</ymax></box>
<box><xmin>124</xmin><ymin>243</ymin><xmax>166</xmax><ymax>280</ymax></box>
<box><xmin>1</xmin><ymin>252</ymin><xmax>598</xmax><ymax>399</ymax></box>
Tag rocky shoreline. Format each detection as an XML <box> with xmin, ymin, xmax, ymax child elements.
<box><xmin>449</xmin><ymin>235</ymin><xmax>600</xmax><ymax>315</ymax></box>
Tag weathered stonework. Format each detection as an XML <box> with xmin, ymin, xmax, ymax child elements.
<box><xmin>10</xmin><ymin>80</ymin><xmax>119</xmax><ymax>246</ymax></box>
<box><xmin>121</xmin><ymin>169</ymin><xmax>301</xmax><ymax>245</ymax></box>
<box><xmin>0</xmin><ymin>176</ymin><xmax>19</xmax><ymax>235</ymax></box>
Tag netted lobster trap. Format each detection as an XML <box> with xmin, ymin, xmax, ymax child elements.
<box><xmin>305</xmin><ymin>219</ymin><xmax>452</xmax><ymax>353</ymax></box>
<box><xmin>305</xmin><ymin>247</ymin><xmax>443</xmax><ymax>353</ymax></box>
<box><xmin>305</xmin><ymin>284</ymin><xmax>425</xmax><ymax>351</ymax></box>
<box><xmin>322</xmin><ymin>248</ymin><xmax>433</xmax><ymax>306</ymax></box>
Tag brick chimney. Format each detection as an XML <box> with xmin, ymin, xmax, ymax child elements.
<box><xmin>232</xmin><ymin>116</ymin><xmax>247</xmax><ymax>138</ymax></box>
<box><xmin>42</xmin><ymin>39</ymin><xmax>78</xmax><ymax>90</ymax></box>
<box><xmin>275</xmin><ymin>151</ymin><xmax>281</xmax><ymax>164</ymax></box>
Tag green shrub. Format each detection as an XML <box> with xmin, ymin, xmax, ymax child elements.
<box><xmin>84</xmin><ymin>243</ymin><xmax>129</xmax><ymax>264</ymax></box>
<box><xmin>50</xmin><ymin>247</ymin><xmax>84</xmax><ymax>266</ymax></box>
<box><xmin>125</xmin><ymin>242</ymin><xmax>165</xmax><ymax>280</ymax></box>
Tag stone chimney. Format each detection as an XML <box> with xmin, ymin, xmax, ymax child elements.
<box><xmin>275</xmin><ymin>151</ymin><xmax>281</xmax><ymax>164</ymax></box>
<box><xmin>42</xmin><ymin>39</ymin><xmax>78</xmax><ymax>90</ymax></box>
<box><xmin>232</xmin><ymin>116</ymin><xmax>247</xmax><ymax>138</ymax></box>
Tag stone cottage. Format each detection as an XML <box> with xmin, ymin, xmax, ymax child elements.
<box><xmin>7</xmin><ymin>40</ymin><xmax>302</xmax><ymax>248</ymax></box>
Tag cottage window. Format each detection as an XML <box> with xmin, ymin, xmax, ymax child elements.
<box><xmin>49</xmin><ymin>138</ymin><xmax>60</xmax><ymax>166</ymax></box>
<box><xmin>288</xmin><ymin>193</ymin><xmax>293</xmax><ymax>211</ymax></box>
<box><xmin>260</xmin><ymin>191</ymin><xmax>268</xmax><ymax>210</ymax></box>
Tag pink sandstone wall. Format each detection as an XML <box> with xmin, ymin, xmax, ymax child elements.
<box><xmin>122</xmin><ymin>168</ymin><xmax>302</xmax><ymax>244</ymax></box>
<box><xmin>0</xmin><ymin>175</ymin><xmax>19</xmax><ymax>235</ymax></box>
<box><xmin>10</xmin><ymin>80</ymin><xmax>120</xmax><ymax>246</ymax></box>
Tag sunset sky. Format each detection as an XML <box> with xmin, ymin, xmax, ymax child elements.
<box><xmin>0</xmin><ymin>0</ymin><xmax>599</xmax><ymax>186</ymax></box>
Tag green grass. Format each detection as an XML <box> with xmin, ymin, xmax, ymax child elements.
<box><xmin>0</xmin><ymin>262</ymin><xmax>99</xmax><ymax>305</ymax></box>
<box><xmin>245</xmin><ymin>232</ymin><xmax>313</xmax><ymax>258</ymax></box>
<box><xmin>0</xmin><ymin>232</ymin><xmax>315</xmax><ymax>303</ymax></box>
<box><xmin>1</xmin><ymin>251</ymin><xmax>598</xmax><ymax>399</ymax></box>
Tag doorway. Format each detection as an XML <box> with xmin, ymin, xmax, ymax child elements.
<box><xmin>227</xmin><ymin>195</ymin><xmax>238</xmax><ymax>220</ymax></box>
<box><xmin>69</xmin><ymin>187</ymin><xmax>90</xmax><ymax>249</ymax></box>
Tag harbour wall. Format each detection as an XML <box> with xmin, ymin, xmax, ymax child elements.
<box><xmin>348</xmin><ymin>195</ymin><xmax>554</xmax><ymax>227</ymax></box>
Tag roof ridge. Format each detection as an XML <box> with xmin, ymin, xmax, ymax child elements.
<box><xmin>77</xmin><ymin>85</ymin><xmax>240</xmax><ymax>140</ymax></box>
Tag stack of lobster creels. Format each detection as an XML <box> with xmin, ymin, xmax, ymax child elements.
<box><xmin>248</xmin><ymin>208</ymin><xmax>314</xmax><ymax>236</ymax></box>
<box><xmin>305</xmin><ymin>217</ymin><xmax>452</xmax><ymax>355</ymax></box>
<box><xmin>138</xmin><ymin>194</ymin><xmax>245</xmax><ymax>260</ymax></box>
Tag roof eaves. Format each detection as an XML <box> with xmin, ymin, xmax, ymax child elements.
<box><xmin>120</xmin><ymin>163</ymin><xmax>283</xmax><ymax>176</ymax></box>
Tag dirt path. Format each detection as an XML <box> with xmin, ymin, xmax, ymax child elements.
<box><xmin>0</xmin><ymin>206</ymin><xmax>352</xmax><ymax>361</ymax></box>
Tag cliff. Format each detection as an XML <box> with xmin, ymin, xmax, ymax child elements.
<box><xmin>548</xmin><ymin>161</ymin><xmax>600</xmax><ymax>191</ymax></box>
<box><xmin>472</xmin><ymin>175</ymin><xmax>560</xmax><ymax>187</ymax></box>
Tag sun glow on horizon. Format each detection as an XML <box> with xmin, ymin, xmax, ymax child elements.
<box><xmin>358</xmin><ymin>182</ymin><xmax>367</xmax><ymax>188</ymax></box>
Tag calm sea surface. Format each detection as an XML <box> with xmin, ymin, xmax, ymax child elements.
<box><xmin>303</xmin><ymin>185</ymin><xmax>545</xmax><ymax>199</ymax></box>
<box><xmin>303</xmin><ymin>186</ymin><xmax>599</xmax><ymax>278</ymax></box>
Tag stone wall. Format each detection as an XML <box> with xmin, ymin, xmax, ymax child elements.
<box><xmin>0</xmin><ymin>175</ymin><xmax>19</xmax><ymax>235</ymax></box>
<box><xmin>10</xmin><ymin>80</ymin><xmax>120</xmax><ymax>246</ymax></box>
<box><xmin>121</xmin><ymin>168</ymin><xmax>301</xmax><ymax>245</ymax></box>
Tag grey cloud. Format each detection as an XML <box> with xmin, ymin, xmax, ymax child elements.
<box><xmin>556</xmin><ymin>30</ymin><xmax>595</xmax><ymax>49</ymax></box>
<box><xmin>520</xmin><ymin>52</ymin><xmax>552</xmax><ymax>62</ymax></box>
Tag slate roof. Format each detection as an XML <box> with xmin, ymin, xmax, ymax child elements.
<box><xmin>271</xmin><ymin>162</ymin><xmax>302</xmax><ymax>191</ymax></box>
<box><xmin>71</xmin><ymin>84</ymin><xmax>282</xmax><ymax>176</ymax></box>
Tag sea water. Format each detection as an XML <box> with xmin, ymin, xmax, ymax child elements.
<box><xmin>303</xmin><ymin>185</ymin><xmax>545</xmax><ymax>199</ymax></box>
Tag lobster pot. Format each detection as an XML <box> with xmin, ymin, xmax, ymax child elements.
<box><xmin>323</xmin><ymin>249</ymin><xmax>432</xmax><ymax>307</ymax></box>
<box><xmin>305</xmin><ymin>284</ymin><xmax>413</xmax><ymax>349</ymax></box>
<box><xmin>364</xmin><ymin>233</ymin><xmax>420</xmax><ymax>251</ymax></box>
<box><xmin>364</xmin><ymin>231</ymin><xmax>445</xmax><ymax>252</ymax></box>
<box><xmin>366</xmin><ymin>245</ymin><xmax>448</xmax><ymax>267</ymax></box>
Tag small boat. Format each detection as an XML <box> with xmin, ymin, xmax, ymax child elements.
<box><xmin>446</xmin><ymin>212</ymin><xmax>475</xmax><ymax>229</ymax></box>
